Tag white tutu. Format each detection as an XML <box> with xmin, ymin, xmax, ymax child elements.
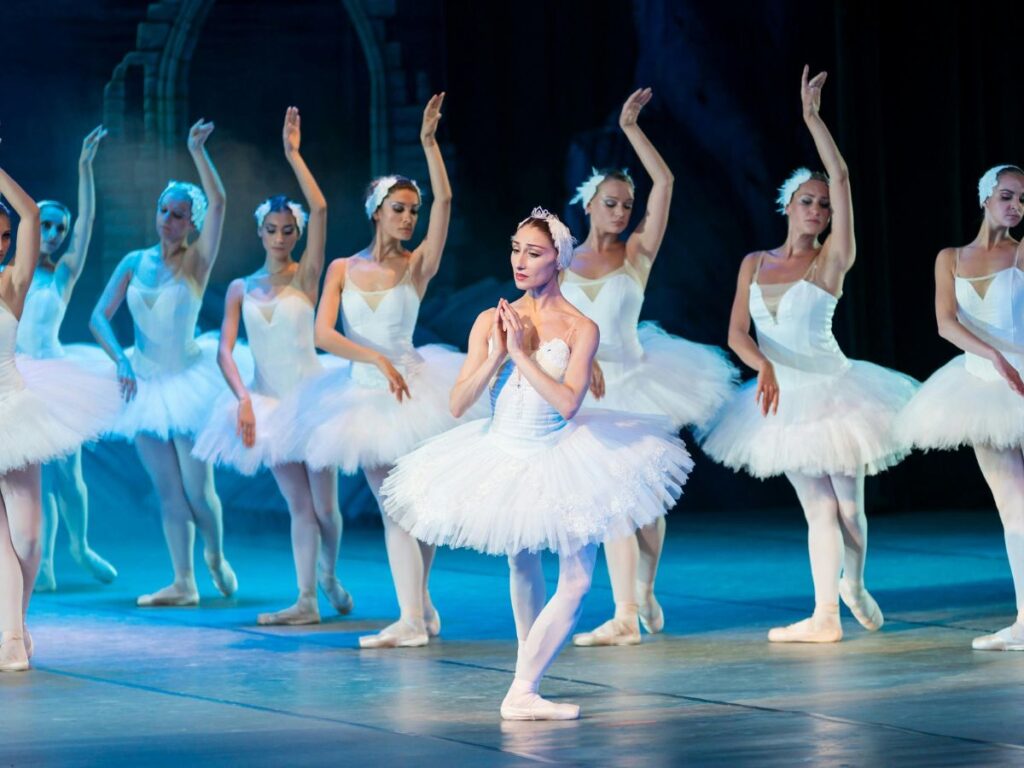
<box><xmin>589</xmin><ymin>322</ymin><xmax>738</xmax><ymax>430</ymax></box>
<box><xmin>897</xmin><ymin>354</ymin><xmax>1024</xmax><ymax>451</ymax></box>
<box><xmin>0</xmin><ymin>356</ymin><xmax>121</xmax><ymax>473</ymax></box>
<box><xmin>108</xmin><ymin>333</ymin><xmax>252</xmax><ymax>441</ymax></box>
<box><xmin>290</xmin><ymin>345</ymin><xmax>485</xmax><ymax>472</ymax></box>
<box><xmin>194</xmin><ymin>354</ymin><xmax>347</xmax><ymax>475</ymax></box>
<box><xmin>698</xmin><ymin>360</ymin><xmax>919</xmax><ymax>478</ymax></box>
<box><xmin>382</xmin><ymin>410</ymin><xmax>693</xmax><ymax>555</ymax></box>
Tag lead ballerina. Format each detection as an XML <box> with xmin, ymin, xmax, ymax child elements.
<box><xmin>0</xmin><ymin>162</ymin><xmax>120</xmax><ymax>671</ymax></box>
<box><xmin>699</xmin><ymin>67</ymin><xmax>918</xmax><ymax>643</ymax></box>
<box><xmin>565</xmin><ymin>88</ymin><xmax>738</xmax><ymax>647</ymax></box>
<box><xmin>897</xmin><ymin>165</ymin><xmax>1024</xmax><ymax>651</ymax></box>
<box><xmin>381</xmin><ymin>208</ymin><xmax>692</xmax><ymax>720</ymax></box>
<box><xmin>91</xmin><ymin>119</ymin><xmax>240</xmax><ymax>607</ymax></box>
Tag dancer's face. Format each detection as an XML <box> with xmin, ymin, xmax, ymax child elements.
<box><xmin>259</xmin><ymin>211</ymin><xmax>300</xmax><ymax>258</ymax></box>
<box><xmin>786</xmin><ymin>180</ymin><xmax>831</xmax><ymax>237</ymax></box>
<box><xmin>984</xmin><ymin>172</ymin><xmax>1024</xmax><ymax>229</ymax></box>
<box><xmin>40</xmin><ymin>205</ymin><xmax>71</xmax><ymax>256</ymax></box>
<box><xmin>374</xmin><ymin>189</ymin><xmax>420</xmax><ymax>242</ymax></box>
<box><xmin>155</xmin><ymin>190</ymin><xmax>195</xmax><ymax>244</ymax></box>
<box><xmin>0</xmin><ymin>213</ymin><xmax>11</xmax><ymax>262</ymax></box>
<box><xmin>511</xmin><ymin>224</ymin><xmax>559</xmax><ymax>289</ymax></box>
<box><xmin>587</xmin><ymin>178</ymin><xmax>634</xmax><ymax>235</ymax></box>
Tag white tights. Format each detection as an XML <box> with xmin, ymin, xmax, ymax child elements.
<box><xmin>974</xmin><ymin>446</ymin><xmax>1024</xmax><ymax>622</ymax></box>
<box><xmin>508</xmin><ymin>545</ymin><xmax>596</xmax><ymax>686</ymax></box>
<box><xmin>270</xmin><ymin>463</ymin><xmax>343</xmax><ymax>600</ymax></box>
<box><xmin>364</xmin><ymin>465</ymin><xmax>436</xmax><ymax>631</ymax></box>
<box><xmin>784</xmin><ymin>470</ymin><xmax>868</xmax><ymax>608</ymax></box>
<box><xmin>603</xmin><ymin>518</ymin><xmax>665</xmax><ymax>618</ymax></box>
<box><xmin>0</xmin><ymin>464</ymin><xmax>41</xmax><ymax>635</ymax></box>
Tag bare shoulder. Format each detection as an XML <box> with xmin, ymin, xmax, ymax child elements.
<box><xmin>325</xmin><ymin>256</ymin><xmax>349</xmax><ymax>280</ymax></box>
<box><xmin>935</xmin><ymin>246</ymin><xmax>958</xmax><ymax>271</ymax></box>
<box><xmin>226</xmin><ymin>277</ymin><xmax>246</xmax><ymax>297</ymax></box>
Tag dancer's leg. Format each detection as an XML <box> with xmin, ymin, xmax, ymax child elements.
<box><xmin>508</xmin><ymin>549</ymin><xmax>545</xmax><ymax>643</ymax></box>
<box><xmin>173</xmin><ymin>435</ymin><xmax>235</xmax><ymax>597</ymax></box>
<box><xmin>306</xmin><ymin>466</ymin><xmax>352</xmax><ymax>615</ymax></box>
<box><xmin>502</xmin><ymin>544</ymin><xmax>596</xmax><ymax>720</ymax></box>
<box><xmin>572</xmin><ymin>535</ymin><xmax>640</xmax><ymax>646</ymax></box>
<box><xmin>34</xmin><ymin>464</ymin><xmax>58</xmax><ymax>592</ymax></box>
<box><xmin>258</xmin><ymin>462</ymin><xmax>320</xmax><ymax>625</ymax></box>
<box><xmin>636</xmin><ymin>518</ymin><xmax>667</xmax><ymax>633</ymax></box>
<box><xmin>53</xmin><ymin>450</ymin><xmax>116</xmax><ymax>584</ymax></box>
<box><xmin>768</xmin><ymin>472</ymin><xmax>842</xmax><ymax>643</ymax></box>
<box><xmin>135</xmin><ymin>435</ymin><xmax>198</xmax><ymax>605</ymax></box>
<box><xmin>359</xmin><ymin>465</ymin><xmax>427</xmax><ymax>647</ymax></box>
<box><xmin>0</xmin><ymin>464</ymin><xmax>41</xmax><ymax>671</ymax></box>
<box><xmin>831</xmin><ymin>471</ymin><xmax>883</xmax><ymax>630</ymax></box>
<box><xmin>972</xmin><ymin>445</ymin><xmax>1024</xmax><ymax>650</ymax></box>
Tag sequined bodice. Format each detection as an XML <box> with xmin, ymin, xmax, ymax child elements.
<box><xmin>16</xmin><ymin>269</ymin><xmax>67</xmax><ymax>358</ymax></box>
<box><xmin>126</xmin><ymin>275</ymin><xmax>203</xmax><ymax>376</ymax></box>
<box><xmin>956</xmin><ymin>267</ymin><xmax>1024</xmax><ymax>380</ymax></box>
<box><xmin>561</xmin><ymin>265</ymin><xmax>645</xmax><ymax>365</ymax></box>
<box><xmin>340</xmin><ymin>269</ymin><xmax>422</xmax><ymax>386</ymax></box>
<box><xmin>243</xmin><ymin>288</ymin><xmax>323</xmax><ymax>398</ymax></box>
<box><xmin>489</xmin><ymin>339</ymin><xmax>571</xmax><ymax>441</ymax></box>
<box><xmin>749</xmin><ymin>279</ymin><xmax>850</xmax><ymax>386</ymax></box>
<box><xmin>0</xmin><ymin>302</ymin><xmax>25</xmax><ymax>396</ymax></box>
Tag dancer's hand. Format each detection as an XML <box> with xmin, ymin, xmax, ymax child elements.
<box><xmin>375</xmin><ymin>354</ymin><xmax>411</xmax><ymax>403</ymax></box>
<box><xmin>421</xmin><ymin>92</ymin><xmax>445</xmax><ymax>146</ymax></box>
<box><xmin>589</xmin><ymin>358</ymin><xmax>606</xmax><ymax>399</ymax></box>
<box><xmin>116</xmin><ymin>357</ymin><xmax>137</xmax><ymax>402</ymax></box>
<box><xmin>756</xmin><ymin>362</ymin><xmax>779</xmax><ymax>416</ymax></box>
<box><xmin>801</xmin><ymin>65</ymin><xmax>827</xmax><ymax>119</ymax></box>
<box><xmin>283</xmin><ymin>106</ymin><xmax>301</xmax><ymax>156</ymax></box>
<box><xmin>993</xmin><ymin>352</ymin><xmax>1024</xmax><ymax>397</ymax></box>
<box><xmin>236</xmin><ymin>397</ymin><xmax>256</xmax><ymax>447</ymax></box>
<box><xmin>187</xmin><ymin>119</ymin><xmax>215</xmax><ymax>153</ymax></box>
<box><xmin>79</xmin><ymin>125</ymin><xmax>107</xmax><ymax>166</ymax></box>
<box><xmin>489</xmin><ymin>305</ymin><xmax>508</xmax><ymax>359</ymax></box>
<box><xmin>619</xmin><ymin>87</ymin><xmax>652</xmax><ymax>130</ymax></box>
<box><xmin>498</xmin><ymin>299</ymin><xmax>526</xmax><ymax>362</ymax></box>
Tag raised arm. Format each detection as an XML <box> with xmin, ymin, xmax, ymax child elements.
<box><xmin>187</xmin><ymin>119</ymin><xmax>226</xmax><ymax>283</ymax></box>
<box><xmin>411</xmin><ymin>93</ymin><xmax>452</xmax><ymax>289</ymax></box>
<box><xmin>501</xmin><ymin>301</ymin><xmax>599</xmax><ymax>420</ymax></box>
<box><xmin>934</xmin><ymin>247</ymin><xmax>1024</xmax><ymax>395</ymax></box>
<box><xmin>0</xmin><ymin>166</ymin><xmax>41</xmax><ymax>306</ymax></box>
<box><xmin>217</xmin><ymin>279</ymin><xmax>258</xmax><ymax>446</ymax></box>
<box><xmin>801</xmin><ymin>67</ymin><xmax>854</xmax><ymax>275</ymax></box>
<box><xmin>623</xmin><ymin>88</ymin><xmax>673</xmax><ymax>277</ymax></box>
<box><xmin>283</xmin><ymin>107</ymin><xmax>328</xmax><ymax>295</ymax></box>
<box><xmin>89</xmin><ymin>252</ymin><xmax>139</xmax><ymax>400</ymax></box>
<box><xmin>314</xmin><ymin>259</ymin><xmax>410</xmax><ymax>401</ymax></box>
<box><xmin>57</xmin><ymin>125</ymin><xmax>107</xmax><ymax>291</ymax></box>
<box><xmin>449</xmin><ymin>307</ymin><xmax>508</xmax><ymax>418</ymax></box>
<box><xmin>727</xmin><ymin>253</ymin><xmax>779</xmax><ymax>415</ymax></box>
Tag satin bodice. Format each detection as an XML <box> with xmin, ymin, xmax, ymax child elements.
<box><xmin>956</xmin><ymin>267</ymin><xmax>1024</xmax><ymax>380</ymax></box>
<box><xmin>16</xmin><ymin>269</ymin><xmax>67</xmax><ymax>358</ymax></box>
<box><xmin>0</xmin><ymin>302</ymin><xmax>26</xmax><ymax>397</ymax></box>
<box><xmin>561</xmin><ymin>264</ymin><xmax>645</xmax><ymax>366</ymax></box>
<box><xmin>242</xmin><ymin>287</ymin><xmax>323</xmax><ymax>398</ymax></box>
<box><xmin>489</xmin><ymin>339</ymin><xmax>571</xmax><ymax>441</ymax></box>
<box><xmin>340</xmin><ymin>269</ymin><xmax>422</xmax><ymax>386</ymax></box>
<box><xmin>749</xmin><ymin>279</ymin><xmax>850</xmax><ymax>387</ymax></box>
<box><xmin>126</xmin><ymin>275</ymin><xmax>204</xmax><ymax>377</ymax></box>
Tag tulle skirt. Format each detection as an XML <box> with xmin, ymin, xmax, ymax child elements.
<box><xmin>286</xmin><ymin>345</ymin><xmax>487</xmax><ymax>472</ymax></box>
<box><xmin>897</xmin><ymin>355</ymin><xmax>1024</xmax><ymax>451</ymax></box>
<box><xmin>589</xmin><ymin>323</ymin><xmax>739</xmax><ymax>430</ymax></box>
<box><xmin>698</xmin><ymin>360</ymin><xmax>919</xmax><ymax>478</ymax></box>
<box><xmin>107</xmin><ymin>334</ymin><xmax>252</xmax><ymax>441</ymax></box>
<box><xmin>381</xmin><ymin>410</ymin><xmax>693</xmax><ymax>555</ymax></box>
<box><xmin>193</xmin><ymin>356</ymin><xmax>348</xmax><ymax>475</ymax></box>
<box><xmin>0</xmin><ymin>356</ymin><xmax>121</xmax><ymax>473</ymax></box>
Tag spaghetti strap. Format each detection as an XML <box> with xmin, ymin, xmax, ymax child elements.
<box><xmin>954</xmin><ymin>247</ymin><xmax>961</xmax><ymax>277</ymax></box>
<box><xmin>803</xmin><ymin>255</ymin><xmax>821</xmax><ymax>281</ymax></box>
<box><xmin>751</xmin><ymin>252</ymin><xmax>767</xmax><ymax>285</ymax></box>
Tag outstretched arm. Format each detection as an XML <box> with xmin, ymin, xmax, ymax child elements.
<box><xmin>283</xmin><ymin>107</ymin><xmax>329</xmax><ymax>296</ymax></box>
<box><xmin>187</xmin><ymin>119</ymin><xmax>226</xmax><ymax>284</ymax></box>
<box><xmin>623</xmin><ymin>88</ymin><xmax>673</xmax><ymax>278</ymax></box>
<box><xmin>58</xmin><ymin>125</ymin><xmax>107</xmax><ymax>292</ymax></box>
<box><xmin>411</xmin><ymin>93</ymin><xmax>452</xmax><ymax>290</ymax></box>
<box><xmin>0</xmin><ymin>166</ymin><xmax>41</xmax><ymax>304</ymax></box>
<box><xmin>728</xmin><ymin>253</ymin><xmax>779</xmax><ymax>416</ymax></box>
<box><xmin>801</xmin><ymin>66</ymin><xmax>854</xmax><ymax>276</ymax></box>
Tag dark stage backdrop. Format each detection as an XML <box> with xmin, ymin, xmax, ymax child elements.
<box><xmin>1</xmin><ymin>0</ymin><xmax>1020</xmax><ymax>515</ymax></box>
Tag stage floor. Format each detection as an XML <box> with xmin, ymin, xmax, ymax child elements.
<box><xmin>4</xmin><ymin>507</ymin><xmax>1024</xmax><ymax>766</ymax></box>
